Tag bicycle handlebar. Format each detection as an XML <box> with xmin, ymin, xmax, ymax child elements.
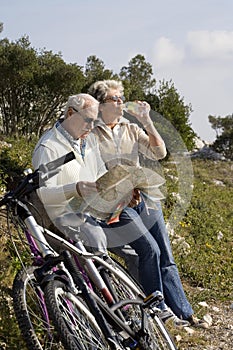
<box><xmin>38</xmin><ymin>151</ymin><xmax>75</xmax><ymax>173</ymax></box>
<box><xmin>0</xmin><ymin>151</ymin><xmax>75</xmax><ymax>207</ymax></box>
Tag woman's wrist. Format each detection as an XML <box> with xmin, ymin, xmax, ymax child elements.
<box><xmin>143</xmin><ymin>120</ymin><xmax>153</xmax><ymax>129</ymax></box>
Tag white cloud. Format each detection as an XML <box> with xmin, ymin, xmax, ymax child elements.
<box><xmin>187</xmin><ymin>30</ymin><xmax>233</xmax><ymax>59</ymax></box>
<box><xmin>153</xmin><ymin>37</ymin><xmax>185</xmax><ymax>67</ymax></box>
<box><xmin>151</xmin><ymin>32</ymin><xmax>233</xmax><ymax>142</ymax></box>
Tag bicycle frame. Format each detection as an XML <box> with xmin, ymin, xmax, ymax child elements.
<box><xmin>0</xmin><ymin>151</ymin><xmax>177</xmax><ymax>350</ymax></box>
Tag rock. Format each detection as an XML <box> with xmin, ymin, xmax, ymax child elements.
<box><xmin>198</xmin><ymin>301</ymin><xmax>209</xmax><ymax>308</ymax></box>
<box><xmin>212</xmin><ymin>306</ymin><xmax>220</xmax><ymax>312</ymax></box>
<box><xmin>0</xmin><ymin>141</ymin><xmax>12</xmax><ymax>149</ymax></box>
<box><xmin>217</xmin><ymin>231</ymin><xmax>224</xmax><ymax>240</ymax></box>
<box><xmin>190</xmin><ymin>145</ymin><xmax>225</xmax><ymax>160</ymax></box>
<box><xmin>175</xmin><ymin>334</ymin><xmax>182</xmax><ymax>342</ymax></box>
<box><xmin>172</xmin><ymin>236</ymin><xmax>191</xmax><ymax>255</ymax></box>
<box><xmin>203</xmin><ymin>314</ymin><xmax>213</xmax><ymax>326</ymax></box>
<box><xmin>194</xmin><ymin>137</ymin><xmax>206</xmax><ymax>150</ymax></box>
<box><xmin>184</xmin><ymin>326</ymin><xmax>196</xmax><ymax>335</ymax></box>
<box><xmin>213</xmin><ymin>179</ymin><xmax>225</xmax><ymax>186</ymax></box>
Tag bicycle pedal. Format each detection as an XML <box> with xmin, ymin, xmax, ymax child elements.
<box><xmin>142</xmin><ymin>291</ymin><xmax>164</xmax><ymax>308</ymax></box>
<box><xmin>122</xmin><ymin>338</ymin><xmax>138</xmax><ymax>349</ymax></box>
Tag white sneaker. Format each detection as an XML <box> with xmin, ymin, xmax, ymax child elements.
<box><xmin>160</xmin><ymin>308</ymin><xmax>190</xmax><ymax>327</ymax></box>
<box><xmin>186</xmin><ymin>315</ymin><xmax>210</xmax><ymax>329</ymax></box>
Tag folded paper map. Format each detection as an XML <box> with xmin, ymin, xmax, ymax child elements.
<box><xmin>79</xmin><ymin>164</ymin><xmax>165</xmax><ymax>223</ymax></box>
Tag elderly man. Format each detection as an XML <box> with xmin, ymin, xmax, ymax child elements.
<box><xmin>32</xmin><ymin>93</ymin><xmax>108</xmax><ymax>251</ymax></box>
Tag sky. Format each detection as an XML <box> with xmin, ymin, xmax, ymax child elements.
<box><xmin>1</xmin><ymin>0</ymin><xmax>233</xmax><ymax>143</ymax></box>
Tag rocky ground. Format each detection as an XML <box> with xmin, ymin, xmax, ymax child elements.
<box><xmin>170</xmin><ymin>300</ymin><xmax>233</xmax><ymax>350</ymax></box>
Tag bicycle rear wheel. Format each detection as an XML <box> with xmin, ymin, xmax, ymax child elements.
<box><xmin>44</xmin><ymin>279</ymin><xmax>111</xmax><ymax>350</ymax></box>
<box><xmin>98</xmin><ymin>259</ymin><xmax>143</xmax><ymax>321</ymax></box>
<box><xmin>13</xmin><ymin>266</ymin><xmax>64</xmax><ymax>350</ymax></box>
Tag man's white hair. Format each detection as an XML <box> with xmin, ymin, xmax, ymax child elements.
<box><xmin>64</xmin><ymin>93</ymin><xmax>99</xmax><ymax>117</ymax></box>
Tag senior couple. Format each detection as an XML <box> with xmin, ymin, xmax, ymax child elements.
<box><xmin>32</xmin><ymin>79</ymin><xmax>208</xmax><ymax>329</ymax></box>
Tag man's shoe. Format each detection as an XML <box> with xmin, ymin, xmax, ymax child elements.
<box><xmin>160</xmin><ymin>308</ymin><xmax>190</xmax><ymax>327</ymax></box>
<box><xmin>186</xmin><ymin>315</ymin><xmax>210</xmax><ymax>329</ymax></box>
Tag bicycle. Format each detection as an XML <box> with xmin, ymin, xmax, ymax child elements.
<box><xmin>0</xmin><ymin>151</ymin><xmax>177</xmax><ymax>350</ymax></box>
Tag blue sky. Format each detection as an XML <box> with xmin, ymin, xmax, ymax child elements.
<box><xmin>1</xmin><ymin>0</ymin><xmax>233</xmax><ymax>142</ymax></box>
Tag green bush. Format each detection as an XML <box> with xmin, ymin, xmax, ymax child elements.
<box><xmin>0</xmin><ymin>136</ymin><xmax>37</xmax><ymax>191</ymax></box>
<box><xmin>0</xmin><ymin>136</ymin><xmax>38</xmax><ymax>349</ymax></box>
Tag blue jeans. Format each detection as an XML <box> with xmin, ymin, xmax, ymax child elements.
<box><xmin>104</xmin><ymin>203</ymin><xmax>193</xmax><ymax>320</ymax></box>
<box><xmin>57</xmin><ymin>204</ymin><xmax>193</xmax><ymax>320</ymax></box>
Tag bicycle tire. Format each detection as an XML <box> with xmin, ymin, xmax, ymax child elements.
<box><xmin>97</xmin><ymin>260</ymin><xmax>177</xmax><ymax>350</ymax></box>
<box><xmin>44</xmin><ymin>279</ymin><xmax>111</xmax><ymax>350</ymax></box>
<box><xmin>13</xmin><ymin>266</ymin><xmax>65</xmax><ymax>350</ymax></box>
<box><xmin>147</xmin><ymin>314</ymin><xmax>177</xmax><ymax>350</ymax></box>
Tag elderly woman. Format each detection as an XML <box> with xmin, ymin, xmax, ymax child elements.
<box><xmin>88</xmin><ymin>80</ymin><xmax>208</xmax><ymax>328</ymax></box>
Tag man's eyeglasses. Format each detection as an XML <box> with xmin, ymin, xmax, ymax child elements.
<box><xmin>71</xmin><ymin>107</ymin><xmax>94</xmax><ymax>124</ymax></box>
<box><xmin>104</xmin><ymin>95</ymin><xmax>125</xmax><ymax>102</ymax></box>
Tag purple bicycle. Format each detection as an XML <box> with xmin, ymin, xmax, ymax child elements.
<box><xmin>0</xmin><ymin>152</ymin><xmax>177</xmax><ymax>350</ymax></box>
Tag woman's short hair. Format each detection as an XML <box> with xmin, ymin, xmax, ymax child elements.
<box><xmin>88</xmin><ymin>80</ymin><xmax>124</xmax><ymax>103</ymax></box>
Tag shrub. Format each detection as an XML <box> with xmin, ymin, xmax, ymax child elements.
<box><xmin>0</xmin><ymin>136</ymin><xmax>37</xmax><ymax>191</ymax></box>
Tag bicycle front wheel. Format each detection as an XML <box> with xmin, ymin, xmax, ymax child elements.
<box><xmin>44</xmin><ymin>279</ymin><xmax>111</xmax><ymax>350</ymax></box>
<box><xmin>144</xmin><ymin>314</ymin><xmax>177</xmax><ymax>350</ymax></box>
<box><xmin>13</xmin><ymin>266</ymin><xmax>65</xmax><ymax>350</ymax></box>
